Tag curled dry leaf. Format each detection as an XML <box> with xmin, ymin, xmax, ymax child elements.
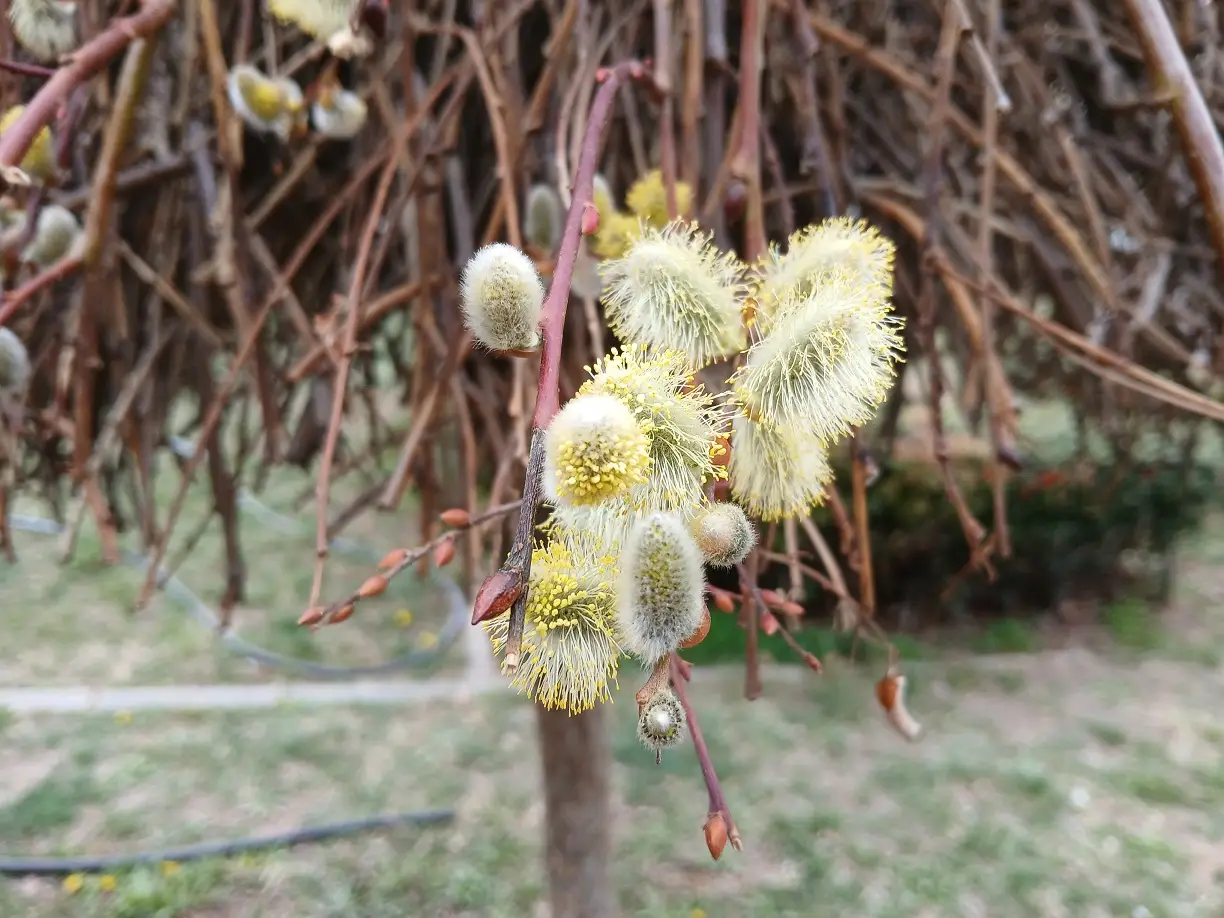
<box><xmin>358</xmin><ymin>574</ymin><xmax>388</xmax><ymax>598</ymax></box>
<box><xmin>680</xmin><ymin>606</ymin><xmax>712</xmax><ymax>649</ymax></box>
<box><xmin>876</xmin><ymin>671</ymin><xmax>923</xmax><ymax>742</ymax></box>
<box><xmin>439</xmin><ymin>507</ymin><xmax>471</xmax><ymax>528</ymax></box>
<box><xmin>377</xmin><ymin>548</ymin><xmax>408</xmax><ymax>570</ymax></box>
<box><xmin>471</xmin><ymin>567</ymin><xmax>523</xmax><ymax>625</ymax></box>
<box><xmin>434</xmin><ymin>537</ymin><xmax>456</xmax><ymax>567</ymax></box>
<box><xmin>704</xmin><ymin>812</ymin><xmax>728</xmax><ymax>861</ymax></box>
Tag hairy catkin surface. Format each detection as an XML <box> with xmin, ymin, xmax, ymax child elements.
<box><xmin>8</xmin><ymin>0</ymin><xmax>77</xmax><ymax>64</ymax></box>
<box><xmin>617</xmin><ymin>512</ymin><xmax>705</xmax><ymax>664</ymax></box>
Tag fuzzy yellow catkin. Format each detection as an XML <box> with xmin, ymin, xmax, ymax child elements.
<box><xmin>579</xmin><ymin>346</ymin><xmax>730</xmax><ymax>512</ymax></box>
<box><xmin>0</xmin><ymin>106</ymin><xmax>55</xmax><ymax>185</ymax></box>
<box><xmin>638</xmin><ymin>686</ymin><xmax>686</xmax><ymax>757</ymax></box>
<box><xmin>690</xmin><ymin>501</ymin><xmax>757</xmax><ymax>568</ymax></box>
<box><xmin>617</xmin><ymin>512</ymin><xmax>706</xmax><ymax>664</ymax></box>
<box><xmin>728</xmin><ymin>414</ymin><xmax>833</xmax><ymax>522</ymax></box>
<box><xmin>543</xmin><ymin>392</ymin><xmax>652</xmax><ymax>507</ymax></box>
<box><xmin>0</xmin><ymin>328</ymin><xmax>30</xmax><ymax>393</ymax></box>
<box><xmin>625</xmin><ymin>169</ymin><xmax>694</xmax><ymax>225</ymax></box>
<box><xmin>226</xmin><ymin>65</ymin><xmax>304</xmax><ymax>142</ymax></box>
<box><xmin>266</xmin><ymin>0</ymin><xmax>351</xmax><ymax>40</ymax></box>
<box><xmin>8</xmin><ymin>0</ymin><xmax>77</xmax><ymax>63</ymax></box>
<box><xmin>598</xmin><ymin>219</ymin><xmax>747</xmax><ymax>367</ymax></box>
<box><xmin>458</xmin><ymin>242</ymin><xmax>546</xmax><ymax>352</ymax></box>
<box><xmin>731</xmin><ymin>276</ymin><xmax>904</xmax><ymax>445</ymax></box>
<box><xmin>310</xmin><ymin>89</ymin><xmax>367</xmax><ymax>140</ymax></box>
<box><xmin>483</xmin><ymin>538</ymin><xmax>622</xmax><ymax>713</ymax></box>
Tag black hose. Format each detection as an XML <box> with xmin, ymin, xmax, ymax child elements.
<box><xmin>0</xmin><ymin>810</ymin><xmax>455</xmax><ymax>876</ymax></box>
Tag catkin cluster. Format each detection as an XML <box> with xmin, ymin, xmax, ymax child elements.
<box><xmin>470</xmin><ymin>170</ymin><xmax>903</xmax><ymax>762</ymax></box>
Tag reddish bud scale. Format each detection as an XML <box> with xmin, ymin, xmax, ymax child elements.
<box><xmin>298</xmin><ymin>606</ymin><xmax>325</xmax><ymax>627</ymax></box>
<box><xmin>704</xmin><ymin>813</ymin><xmax>729</xmax><ymax>861</ymax></box>
<box><xmin>378</xmin><ymin>548</ymin><xmax>408</xmax><ymax>571</ymax></box>
<box><xmin>471</xmin><ymin>568</ymin><xmax>523</xmax><ymax>625</ymax></box>
<box><xmin>439</xmin><ymin>508</ymin><xmax>471</xmax><ymax>528</ymax></box>
<box><xmin>358</xmin><ymin>574</ymin><xmax>388</xmax><ymax>598</ymax></box>
<box><xmin>434</xmin><ymin>537</ymin><xmax>456</xmax><ymax>567</ymax></box>
<box><xmin>802</xmin><ymin>652</ymin><xmax>823</xmax><ymax>674</ymax></box>
<box><xmin>711</xmin><ymin>589</ymin><xmax>735</xmax><ymax>613</ymax></box>
<box><xmin>759</xmin><ymin>589</ymin><xmax>785</xmax><ymax>608</ymax></box>
<box><xmin>759</xmin><ymin>610</ymin><xmax>780</xmax><ymax>636</ymax></box>
<box><xmin>580</xmin><ymin>201</ymin><xmax>600</xmax><ymax>235</ymax></box>
<box><xmin>875</xmin><ymin>674</ymin><xmax>898</xmax><ymax>711</ymax></box>
<box><xmin>680</xmin><ymin>606</ymin><xmax>712</xmax><ymax>649</ymax></box>
<box><xmin>329</xmin><ymin>603</ymin><xmax>356</xmax><ymax>624</ymax></box>
<box><xmin>781</xmin><ymin>600</ymin><xmax>805</xmax><ymax>617</ymax></box>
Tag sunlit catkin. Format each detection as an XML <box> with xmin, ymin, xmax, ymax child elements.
<box><xmin>483</xmin><ymin>539</ymin><xmax>622</xmax><ymax>713</ymax></box>
<box><xmin>0</xmin><ymin>106</ymin><xmax>55</xmax><ymax>185</ymax></box>
<box><xmin>728</xmin><ymin>415</ymin><xmax>833</xmax><ymax>522</ymax></box>
<box><xmin>752</xmin><ymin>217</ymin><xmax>896</xmax><ymax>330</ymax></box>
<box><xmin>524</xmin><ymin>183</ymin><xmax>564</xmax><ymax>254</ymax></box>
<box><xmin>690</xmin><ymin>502</ymin><xmax>756</xmax><ymax>568</ymax></box>
<box><xmin>226</xmin><ymin>65</ymin><xmax>304</xmax><ymax>142</ymax></box>
<box><xmin>0</xmin><ymin>328</ymin><xmax>30</xmax><ymax>394</ymax></box>
<box><xmin>580</xmin><ymin>345</ymin><xmax>730</xmax><ymax>511</ymax></box>
<box><xmin>459</xmin><ymin>242</ymin><xmax>546</xmax><ymax>352</ymax></box>
<box><xmin>21</xmin><ymin>204</ymin><xmax>80</xmax><ymax>268</ymax></box>
<box><xmin>599</xmin><ymin>220</ymin><xmax>747</xmax><ymax>367</ymax></box>
<box><xmin>310</xmin><ymin>88</ymin><xmax>367</xmax><ymax>140</ymax></box>
<box><xmin>544</xmin><ymin>392</ymin><xmax>652</xmax><ymax>507</ymax></box>
<box><xmin>625</xmin><ymin>169</ymin><xmax>694</xmax><ymax>225</ymax></box>
<box><xmin>618</xmin><ymin>512</ymin><xmax>706</xmax><ymax>664</ymax></box>
<box><xmin>731</xmin><ymin>277</ymin><xmax>904</xmax><ymax>444</ymax></box>
<box><xmin>638</xmin><ymin>686</ymin><xmax>686</xmax><ymax>762</ymax></box>
<box><xmin>8</xmin><ymin>0</ymin><xmax>76</xmax><ymax>63</ymax></box>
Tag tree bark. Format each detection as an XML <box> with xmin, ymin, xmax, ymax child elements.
<box><xmin>536</xmin><ymin>705</ymin><xmax>617</xmax><ymax>918</ymax></box>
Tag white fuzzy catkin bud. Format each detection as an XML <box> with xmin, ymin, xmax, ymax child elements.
<box><xmin>226</xmin><ymin>65</ymin><xmax>304</xmax><ymax>142</ymax></box>
<box><xmin>690</xmin><ymin>502</ymin><xmax>757</xmax><ymax>568</ymax></box>
<box><xmin>21</xmin><ymin>204</ymin><xmax>80</xmax><ymax>268</ymax></box>
<box><xmin>0</xmin><ymin>327</ymin><xmax>31</xmax><ymax>393</ymax></box>
<box><xmin>524</xmin><ymin>183</ymin><xmax>564</xmax><ymax>254</ymax></box>
<box><xmin>617</xmin><ymin>512</ymin><xmax>706</xmax><ymax>664</ymax></box>
<box><xmin>266</xmin><ymin>0</ymin><xmax>350</xmax><ymax>40</ymax></box>
<box><xmin>637</xmin><ymin>686</ymin><xmax>686</xmax><ymax>759</ymax></box>
<box><xmin>544</xmin><ymin>393</ymin><xmax>652</xmax><ymax>507</ymax></box>
<box><xmin>311</xmin><ymin>88</ymin><xmax>368</xmax><ymax>140</ymax></box>
<box><xmin>8</xmin><ymin>0</ymin><xmax>77</xmax><ymax>63</ymax></box>
<box><xmin>459</xmin><ymin>242</ymin><xmax>546</xmax><ymax>352</ymax></box>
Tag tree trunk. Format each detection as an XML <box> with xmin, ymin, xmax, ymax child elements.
<box><xmin>536</xmin><ymin>704</ymin><xmax>617</xmax><ymax>918</ymax></box>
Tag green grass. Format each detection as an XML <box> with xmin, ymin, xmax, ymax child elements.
<box><xmin>2</xmin><ymin>658</ymin><xmax>1224</xmax><ymax>917</ymax></box>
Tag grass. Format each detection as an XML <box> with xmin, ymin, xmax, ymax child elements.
<box><xmin>0</xmin><ymin>455</ymin><xmax>469</xmax><ymax>688</ymax></box>
<box><xmin>2</xmin><ymin>656</ymin><xmax>1224</xmax><ymax>917</ymax></box>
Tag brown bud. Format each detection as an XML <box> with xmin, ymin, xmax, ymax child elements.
<box><xmin>433</xmin><ymin>537</ymin><xmax>456</xmax><ymax>567</ymax></box>
<box><xmin>358</xmin><ymin>574</ymin><xmax>388</xmax><ymax>598</ymax></box>
<box><xmin>580</xmin><ymin>201</ymin><xmax>600</xmax><ymax>235</ymax></box>
<box><xmin>377</xmin><ymin>548</ymin><xmax>408</xmax><ymax>571</ymax></box>
<box><xmin>680</xmin><ymin>606</ymin><xmax>712</xmax><ymax>649</ymax></box>
<box><xmin>298</xmin><ymin>606</ymin><xmax>325</xmax><ymax>627</ymax></box>
<box><xmin>704</xmin><ymin>813</ymin><xmax>728</xmax><ymax>861</ymax></box>
<box><xmin>710</xmin><ymin>588</ymin><xmax>735</xmax><ymax>613</ymax></box>
<box><xmin>471</xmin><ymin>567</ymin><xmax>523</xmax><ymax>625</ymax></box>
<box><xmin>780</xmin><ymin>600</ymin><xmax>805</xmax><ymax>617</ymax></box>
<box><xmin>439</xmin><ymin>508</ymin><xmax>471</xmax><ymax>528</ymax></box>
<box><xmin>759</xmin><ymin>610</ymin><xmax>780</xmax><ymax>636</ymax></box>
<box><xmin>329</xmin><ymin>603</ymin><xmax>356</xmax><ymax>624</ymax></box>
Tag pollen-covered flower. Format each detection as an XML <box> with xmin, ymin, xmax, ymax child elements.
<box><xmin>310</xmin><ymin>87</ymin><xmax>367</xmax><ymax>140</ymax></box>
<box><xmin>524</xmin><ymin>183</ymin><xmax>564</xmax><ymax>254</ymax></box>
<box><xmin>0</xmin><ymin>327</ymin><xmax>30</xmax><ymax>394</ymax></box>
<box><xmin>546</xmin><ymin>500</ymin><xmax>637</xmax><ymax>558</ymax></box>
<box><xmin>8</xmin><ymin>0</ymin><xmax>77</xmax><ymax>63</ymax></box>
<box><xmin>638</xmin><ymin>685</ymin><xmax>686</xmax><ymax>760</ymax></box>
<box><xmin>690</xmin><ymin>501</ymin><xmax>756</xmax><ymax>568</ymax></box>
<box><xmin>459</xmin><ymin>242</ymin><xmax>546</xmax><ymax>352</ymax></box>
<box><xmin>0</xmin><ymin>105</ymin><xmax>55</xmax><ymax>185</ymax></box>
<box><xmin>544</xmin><ymin>392</ymin><xmax>652</xmax><ymax>507</ymax></box>
<box><xmin>21</xmin><ymin>203</ymin><xmax>80</xmax><ymax>268</ymax></box>
<box><xmin>752</xmin><ymin>217</ymin><xmax>896</xmax><ymax>330</ymax></box>
<box><xmin>579</xmin><ymin>345</ymin><xmax>730</xmax><ymax>509</ymax></box>
<box><xmin>590</xmin><ymin>210</ymin><xmax>640</xmax><ymax>261</ymax></box>
<box><xmin>483</xmin><ymin>538</ymin><xmax>622</xmax><ymax>712</ymax></box>
<box><xmin>599</xmin><ymin>219</ymin><xmax>747</xmax><ymax>366</ymax></box>
<box><xmin>625</xmin><ymin>169</ymin><xmax>694</xmax><ymax>225</ymax></box>
<box><xmin>617</xmin><ymin>511</ymin><xmax>706</xmax><ymax>664</ymax></box>
<box><xmin>226</xmin><ymin>65</ymin><xmax>304</xmax><ymax>141</ymax></box>
<box><xmin>731</xmin><ymin>277</ymin><xmax>904</xmax><ymax>443</ymax></box>
<box><xmin>728</xmin><ymin>415</ymin><xmax>833</xmax><ymax>521</ymax></box>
